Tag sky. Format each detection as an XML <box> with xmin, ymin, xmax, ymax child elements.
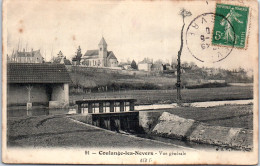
<box><xmin>4</xmin><ymin>0</ymin><xmax>258</xmax><ymax>70</ymax></box>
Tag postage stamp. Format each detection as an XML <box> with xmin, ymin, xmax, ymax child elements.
<box><xmin>186</xmin><ymin>13</ymin><xmax>234</xmax><ymax>63</ymax></box>
<box><xmin>212</xmin><ymin>4</ymin><xmax>249</xmax><ymax>48</ymax></box>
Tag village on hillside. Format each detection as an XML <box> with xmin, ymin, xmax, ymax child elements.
<box><xmin>7</xmin><ymin>37</ymin><xmax>253</xmax><ymax>95</ymax></box>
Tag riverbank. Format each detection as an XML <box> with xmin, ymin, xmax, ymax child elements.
<box><xmin>7</xmin><ymin>104</ymin><xmax>253</xmax><ymax>150</ymax></box>
<box><xmin>139</xmin><ymin>104</ymin><xmax>253</xmax><ymax>130</ymax></box>
<box><xmin>7</xmin><ymin>115</ymin><xmax>192</xmax><ymax>149</ymax></box>
<box><xmin>150</xmin><ymin>112</ymin><xmax>252</xmax><ymax>151</ymax></box>
<box><xmin>71</xmin><ymin>104</ymin><xmax>253</xmax><ymax>151</ymax></box>
<box><xmin>138</xmin><ymin>104</ymin><xmax>253</xmax><ymax>151</ymax></box>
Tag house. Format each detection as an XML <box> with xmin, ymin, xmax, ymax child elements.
<box><xmin>81</xmin><ymin>37</ymin><xmax>118</xmax><ymax>67</ymax></box>
<box><xmin>151</xmin><ymin>63</ymin><xmax>163</xmax><ymax>72</ymax></box>
<box><xmin>138</xmin><ymin>62</ymin><xmax>152</xmax><ymax>72</ymax></box>
<box><xmin>7</xmin><ymin>63</ymin><xmax>71</xmax><ymax>108</ymax></box>
<box><xmin>72</xmin><ymin>57</ymin><xmax>80</xmax><ymax>66</ymax></box>
<box><xmin>122</xmin><ymin>64</ymin><xmax>132</xmax><ymax>70</ymax></box>
<box><xmin>162</xmin><ymin>63</ymin><xmax>173</xmax><ymax>70</ymax></box>
<box><xmin>8</xmin><ymin>49</ymin><xmax>44</xmax><ymax>63</ymax></box>
<box><xmin>138</xmin><ymin>58</ymin><xmax>153</xmax><ymax>72</ymax></box>
<box><xmin>53</xmin><ymin>51</ymin><xmax>72</xmax><ymax>65</ymax></box>
<box><xmin>205</xmin><ymin>68</ymin><xmax>221</xmax><ymax>76</ymax></box>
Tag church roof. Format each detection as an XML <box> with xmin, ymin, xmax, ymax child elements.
<box><xmin>83</xmin><ymin>50</ymin><xmax>117</xmax><ymax>60</ymax></box>
<box><xmin>107</xmin><ymin>51</ymin><xmax>117</xmax><ymax>60</ymax></box>
<box><xmin>83</xmin><ymin>55</ymin><xmax>99</xmax><ymax>59</ymax></box>
<box><xmin>83</xmin><ymin>50</ymin><xmax>99</xmax><ymax>57</ymax></box>
<box><xmin>98</xmin><ymin>37</ymin><xmax>107</xmax><ymax>46</ymax></box>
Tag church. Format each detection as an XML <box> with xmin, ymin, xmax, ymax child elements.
<box><xmin>81</xmin><ymin>37</ymin><xmax>118</xmax><ymax>67</ymax></box>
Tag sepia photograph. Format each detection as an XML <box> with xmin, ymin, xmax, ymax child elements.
<box><xmin>2</xmin><ymin>0</ymin><xmax>258</xmax><ymax>164</ymax></box>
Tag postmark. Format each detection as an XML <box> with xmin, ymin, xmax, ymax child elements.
<box><xmin>186</xmin><ymin>13</ymin><xmax>235</xmax><ymax>63</ymax></box>
<box><xmin>212</xmin><ymin>4</ymin><xmax>249</xmax><ymax>48</ymax></box>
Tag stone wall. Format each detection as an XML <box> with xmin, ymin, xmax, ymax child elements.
<box><xmin>50</xmin><ymin>83</ymin><xmax>69</xmax><ymax>108</ymax></box>
<box><xmin>149</xmin><ymin>112</ymin><xmax>253</xmax><ymax>151</ymax></box>
<box><xmin>139</xmin><ymin>111</ymin><xmax>163</xmax><ymax>133</ymax></box>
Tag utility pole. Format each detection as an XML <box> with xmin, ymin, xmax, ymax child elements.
<box><xmin>176</xmin><ymin>8</ymin><xmax>192</xmax><ymax>105</ymax></box>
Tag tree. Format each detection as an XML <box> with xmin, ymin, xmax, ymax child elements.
<box><xmin>154</xmin><ymin>59</ymin><xmax>164</xmax><ymax>65</ymax></box>
<box><xmin>189</xmin><ymin>61</ymin><xmax>196</xmax><ymax>67</ymax></box>
<box><xmin>176</xmin><ymin>8</ymin><xmax>192</xmax><ymax>105</ymax></box>
<box><xmin>73</xmin><ymin>46</ymin><xmax>82</xmax><ymax>65</ymax></box>
<box><xmin>131</xmin><ymin>60</ymin><xmax>138</xmax><ymax>69</ymax></box>
<box><xmin>74</xmin><ymin>46</ymin><xmax>82</xmax><ymax>92</ymax></box>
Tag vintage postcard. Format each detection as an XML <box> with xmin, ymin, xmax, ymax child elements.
<box><xmin>2</xmin><ymin>0</ymin><xmax>258</xmax><ymax>164</ymax></box>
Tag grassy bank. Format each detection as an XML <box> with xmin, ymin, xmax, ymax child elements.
<box><xmin>150</xmin><ymin>109</ymin><xmax>252</xmax><ymax>151</ymax></box>
<box><xmin>70</xmin><ymin>86</ymin><xmax>253</xmax><ymax>105</ymax></box>
<box><xmin>154</xmin><ymin>104</ymin><xmax>253</xmax><ymax>130</ymax></box>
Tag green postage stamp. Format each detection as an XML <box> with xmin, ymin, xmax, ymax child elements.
<box><xmin>212</xmin><ymin>3</ymin><xmax>249</xmax><ymax>48</ymax></box>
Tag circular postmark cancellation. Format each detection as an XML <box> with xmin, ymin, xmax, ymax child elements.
<box><xmin>186</xmin><ymin>12</ymin><xmax>236</xmax><ymax>63</ymax></box>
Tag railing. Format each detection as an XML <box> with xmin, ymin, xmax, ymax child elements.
<box><xmin>75</xmin><ymin>98</ymin><xmax>137</xmax><ymax>114</ymax></box>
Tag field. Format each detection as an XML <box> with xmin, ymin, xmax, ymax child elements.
<box><xmin>70</xmin><ymin>86</ymin><xmax>253</xmax><ymax>105</ymax></box>
<box><xmin>69</xmin><ymin>68</ymin><xmax>177</xmax><ymax>90</ymax></box>
<box><xmin>68</xmin><ymin>66</ymin><xmax>253</xmax><ymax>92</ymax></box>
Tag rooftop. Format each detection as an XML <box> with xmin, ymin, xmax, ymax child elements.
<box><xmin>7</xmin><ymin>63</ymin><xmax>71</xmax><ymax>83</ymax></box>
<box><xmin>13</xmin><ymin>49</ymin><xmax>42</xmax><ymax>58</ymax></box>
<box><xmin>83</xmin><ymin>50</ymin><xmax>99</xmax><ymax>57</ymax></box>
<box><xmin>83</xmin><ymin>50</ymin><xmax>117</xmax><ymax>60</ymax></box>
<box><xmin>107</xmin><ymin>52</ymin><xmax>117</xmax><ymax>59</ymax></box>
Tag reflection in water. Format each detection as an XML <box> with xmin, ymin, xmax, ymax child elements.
<box><xmin>7</xmin><ymin>106</ymin><xmax>72</xmax><ymax>117</ymax></box>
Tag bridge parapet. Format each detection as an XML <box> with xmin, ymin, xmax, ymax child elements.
<box><xmin>75</xmin><ymin>98</ymin><xmax>137</xmax><ymax>114</ymax></box>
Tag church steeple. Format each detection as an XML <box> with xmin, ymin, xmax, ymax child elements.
<box><xmin>98</xmin><ymin>37</ymin><xmax>107</xmax><ymax>59</ymax></box>
<box><xmin>98</xmin><ymin>37</ymin><xmax>107</xmax><ymax>47</ymax></box>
